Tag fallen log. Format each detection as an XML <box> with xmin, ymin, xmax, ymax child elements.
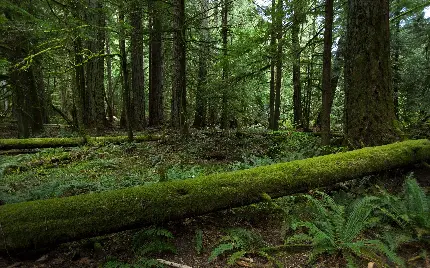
<box><xmin>0</xmin><ymin>134</ymin><xmax>161</xmax><ymax>150</ymax></box>
<box><xmin>0</xmin><ymin>139</ymin><xmax>429</xmax><ymax>253</ymax></box>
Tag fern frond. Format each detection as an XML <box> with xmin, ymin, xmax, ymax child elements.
<box><xmin>342</xmin><ymin>196</ymin><xmax>379</xmax><ymax>243</ymax></box>
<box><xmin>142</xmin><ymin>228</ymin><xmax>174</xmax><ymax>239</ymax></box>
<box><xmin>208</xmin><ymin>243</ymin><xmax>234</xmax><ymax>262</ymax></box>
<box><xmin>405</xmin><ymin>178</ymin><xmax>429</xmax><ymax>228</ymax></box>
<box><xmin>227</xmin><ymin>250</ymin><xmax>246</xmax><ymax>265</ymax></box>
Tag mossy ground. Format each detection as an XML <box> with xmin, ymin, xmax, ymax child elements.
<box><xmin>0</xmin><ymin>129</ymin><xmax>429</xmax><ymax>267</ymax></box>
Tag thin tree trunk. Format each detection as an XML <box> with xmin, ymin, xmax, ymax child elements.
<box><xmin>106</xmin><ymin>33</ymin><xmax>114</xmax><ymax>123</ymax></box>
<box><xmin>131</xmin><ymin>3</ymin><xmax>146</xmax><ymax>130</ymax></box>
<box><xmin>171</xmin><ymin>0</ymin><xmax>187</xmax><ymax>131</ymax></box>
<box><xmin>148</xmin><ymin>0</ymin><xmax>164</xmax><ymax>127</ymax></box>
<box><xmin>292</xmin><ymin>3</ymin><xmax>302</xmax><ymax>129</ymax></box>
<box><xmin>273</xmin><ymin>0</ymin><xmax>283</xmax><ymax>131</ymax></box>
<box><xmin>119</xmin><ymin>8</ymin><xmax>133</xmax><ymax>141</ymax></box>
<box><xmin>268</xmin><ymin>0</ymin><xmax>276</xmax><ymax>130</ymax></box>
<box><xmin>220</xmin><ymin>0</ymin><xmax>229</xmax><ymax>129</ymax></box>
<box><xmin>321</xmin><ymin>0</ymin><xmax>334</xmax><ymax>146</ymax></box>
<box><xmin>193</xmin><ymin>0</ymin><xmax>210</xmax><ymax>129</ymax></box>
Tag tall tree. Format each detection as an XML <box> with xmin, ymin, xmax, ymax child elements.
<box><xmin>148</xmin><ymin>0</ymin><xmax>164</xmax><ymax>127</ymax></box>
<box><xmin>344</xmin><ymin>0</ymin><xmax>398</xmax><ymax>147</ymax></box>
<box><xmin>269</xmin><ymin>0</ymin><xmax>283</xmax><ymax>130</ymax></box>
<box><xmin>85</xmin><ymin>0</ymin><xmax>106</xmax><ymax>132</ymax></box>
<box><xmin>119</xmin><ymin>5</ymin><xmax>133</xmax><ymax>140</ymax></box>
<box><xmin>171</xmin><ymin>0</ymin><xmax>187</xmax><ymax>130</ymax></box>
<box><xmin>220</xmin><ymin>0</ymin><xmax>230</xmax><ymax>129</ymax></box>
<box><xmin>1</xmin><ymin>1</ymin><xmax>47</xmax><ymax>137</ymax></box>
<box><xmin>292</xmin><ymin>0</ymin><xmax>303</xmax><ymax>129</ymax></box>
<box><xmin>193</xmin><ymin>0</ymin><xmax>210</xmax><ymax>129</ymax></box>
<box><xmin>321</xmin><ymin>0</ymin><xmax>334</xmax><ymax>145</ymax></box>
<box><xmin>131</xmin><ymin>2</ymin><xmax>146</xmax><ymax>130</ymax></box>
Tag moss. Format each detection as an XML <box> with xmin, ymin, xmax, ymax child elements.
<box><xmin>0</xmin><ymin>139</ymin><xmax>429</xmax><ymax>252</ymax></box>
<box><xmin>0</xmin><ymin>135</ymin><xmax>161</xmax><ymax>150</ymax></box>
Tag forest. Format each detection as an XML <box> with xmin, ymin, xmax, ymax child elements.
<box><xmin>0</xmin><ymin>0</ymin><xmax>430</xmax><ymax>267</ymax></box>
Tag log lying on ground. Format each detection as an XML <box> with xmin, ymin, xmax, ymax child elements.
<box><xmin>0</xmin><ymin>135</ymin><xmax>161</xmax><ymax>150</ymax></box>
<box><xmin>0</xmin><ymin>139</ymin><xmax>429</xmax><ymax>253</ymax></box>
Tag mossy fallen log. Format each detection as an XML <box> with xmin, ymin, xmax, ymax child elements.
<box><xmin>0</xmin><ymin>135</ymin><xmax>161</xmax><ymax>150</ymax></box>
<box><xmin>0</xmin><ymin>139</ymin><xmax>429</xmax><ymax>253</ymax></box>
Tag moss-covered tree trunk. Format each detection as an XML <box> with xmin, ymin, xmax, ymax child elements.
<box><xmin>344</xmin><ymin>0</ymin><xmax>398</xmax><ymax>147</ymax></box>
<box><xmin>1</xmin><ymin>139</ymin><xmax>429</xmax><ymax>253</ymax></box>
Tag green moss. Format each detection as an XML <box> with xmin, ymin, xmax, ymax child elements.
<box><xmin>0</xmin><ymin>135</ymin><xmax>161</xmax><ymax>150</ymax></box>
<box><xmin>0</xmin><ymin>139</ymin><xmax>429</xmax><ymax>252</ymax></box>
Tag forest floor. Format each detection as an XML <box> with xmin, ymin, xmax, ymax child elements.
<box><xmin>0</xmin><ymin>128</ymin><xmax>429</xmax><ymax>268</ymax></box>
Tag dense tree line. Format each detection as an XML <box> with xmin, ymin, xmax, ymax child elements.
<box><xmin>0</xmin><ymin>0</ymin><xmax>429</xmax><ymax>147</ymax></box>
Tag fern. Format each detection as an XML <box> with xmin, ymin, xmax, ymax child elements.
<box><xmin>378</xmin><ymin>176</ymin><xmax>430</xmax><ymax>243</ymax></box>
<box><xmin>286</xmin><ymin>192</ymin><xmax>404</xmax><ymax>267</ymax></box>
<box><xmin>195</xmin><ymin>229</ymin><xmax>203</xmax><ymax>255</ymax></box>
<box><xmin>208</xmin><ymin>228</ymin><xmax>267</xmax><ymax>265</ymax></box>
<box><xmin>132</xmin><ymin>227</ymin><xmax>176</xmax><ymax>257</ymax></box>
<box><xmin>208</xmin><ymin>243</ymin><xmax>234</xmax><ymax>262</ymax></box>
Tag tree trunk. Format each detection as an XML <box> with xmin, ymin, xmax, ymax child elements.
<box><xmin>85</xmin><ymin>0</ymin><xmax>106</xmax><ymax>132</ymax></box>
<box><xmin>321</xmin><ymin>0</ymin><xmax>334</xmax><ymax>146</ymax></box>
<box><xmin>344</xmin><ymin>0</ymin><xmax>398</xmax><ymax>147</ymax></box>
<box><xmin>171</xmin><ymin>0</ymin><xmax>187</xmax><ymax>130</ymax></box>
<box><xmin>220</xmin><ymin>0</ymin><xmax>229</xmax><ymax>129</ymax></box>
<box><xmin>119</xmin><ymin>8</ymin><xmax>133</xmax><ymax>141</ymax></box>
<box><xmin>1</xmin><ymin>139</ymin><xmax>429</xmax><ymax>252</ymax></box>
<box><xmin>131</xmin><ymin>2</ymin><xmax>146</xmax><ymax>130</ymax></box>
<box><xmin>292</xmin><ymin>3</ymin><xmax>302</xmax><ymax>129</ymax></box>
<box><xmin>148</xmin><ymin>0</ymin><xmax>164</xmax><ymax>127</ymax></box>
<box><xmin>391</xmin><ymin>0</ymin><xmax>401</xmax><ymax>119</ymax></box>
<box><xmin>106</xmin><ymin>33</ymin><xmax>114</xmax><ymax>123</ymax></box>
<box><xmin>193</xmin><ymin>0</ymin><xmax>210</xmax><ymax>129</ymax></box>
<box><xmin>268</xmin><ymin>0</ymin><xmax>276</xmax><ymax>130</ymax></box>
<box><xmin>273</xmin><ymin>0</ymin><xmax>283</xmax><ymax>131</ymax></box>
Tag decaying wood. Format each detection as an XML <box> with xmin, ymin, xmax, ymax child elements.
<box><xmin>0</xmin><ymin>140</ymin><xmax>429</xmax><ymax>253</ymax></box>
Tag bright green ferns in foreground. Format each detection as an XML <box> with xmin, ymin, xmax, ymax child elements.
<box><xmin>0</xmin><ymin>139</ymin><xmax>429</xmax><ymax>252</ymax></box>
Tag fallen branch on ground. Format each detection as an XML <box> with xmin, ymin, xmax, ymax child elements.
<box><xmin>0</xmin><ymin>134</ymin><xmax>161</xmax><ymax>150</ymax></box>
<box><xmin>0</xmin><ymin>139</ymin><xmax>429</xmax><ymax>253</ymax></box>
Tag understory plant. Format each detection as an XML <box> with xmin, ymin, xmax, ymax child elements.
<box><xmin>285</xmin><ymin>191</ymin><xmax>404</xmax><ymax>267</ymax></box>
<box><xmin>378</xmin><ymin>176</ymin><xmax>430</xmax><ymax>246</ymax></box>
<box><xmin>208</xmin><ymin>228</ymin><xmax>271</xmax><ymax>266</ymax></box>
<box><xmin>103</xmin><ymin>227</ymin><xmax>176</xmax><ymax>268</ymax></box>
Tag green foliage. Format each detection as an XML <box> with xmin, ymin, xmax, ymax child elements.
<box><xmin>103</xmin><ymin>258</ymin><xmax>164</xmax><ymax>268</ymax></box>
<box><xmin>267</xmin><ymin>131</ymin><xmax>322</xmax><ymax>161</ymax></box>
<box><xmin>229</xmin><ymin>155</ymin><xmax>274</xmax><ymax>171</ymax></box>
<box><xmin>286</xmin><ymin>192</ymin><xmax>404</xmax><ymax>267</ymax></box>
<box><xmin>378</xmin><ymin>175</ymin><xmax>430</xmax><ymax>244</ymax></box>
<box><xmin>208</xmin><ymin>228</ymin><xmax>266</xmax><ymax>265</ymax></box>
<box><xmin>132</xmin><ymin>227</ymin><xmax>176</xmax><ymax>256</ymax></box>
<box><xmin>195</xmin><ymin>229</ymin><xmax>203</xmax><ymax>255</ymax></box>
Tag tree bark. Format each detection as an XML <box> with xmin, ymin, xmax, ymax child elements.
<box><xmin>268</xmin><ymin>0</ymin><xmax>277</xmax><ymax>130</ymax></box>
<box><xmin>131</xmin><ymin>2</ymin><xmax>146</xmax><ymax>130</ymax></box>
<box><xmin>171</xmin><ymin>0</ymin><xmax>187</xmax><ymax>130</ymax></box>
<box><xmin>292</xmin><ymin>2</ymin><xmax>302</xmax><ymax>129</ymax></box>
<box><xmin>193</xmin><ymin>0</ymin><xmax>210</xmax><ymax>129</ymax></box>
<box><xmin>85</xmin><ymin>0</ymin><xmax>106</xmax><ymax>132</ymax></box>
<box><xmin>321</xmin><ymin>0</ymin><xmax>334</xmax><ymax>146</ymax></box>
<box><xmin>119</xmin><ymin>7</ymin><xmax>133</xmax><ymax>141</ymax></box>
<box><xmin>1</xmin><ymin>139</ymin><xmax>429</xmax><ymax>252</ymax></box>
<box><xmin>0</xmin><ymin>135</ymin><xmax>162</xmax><ymax>150</ymax></box>
<box><xmin>344</xmin><ymin>0</ymin><xmax>398</xmax><ymax>147</ymax></box>
<box><xmin>220</xmin><ymin>0</ymin><xmax>229</xmax><ymax>129</ymax></box>
<box><xmin>273</xmin><ymin>0</ymin><xmax>283</xmax><ymax>131</ymax></box>
<box><xmin>106</xmin><ymin>32</ymin><xmax>114</xmax><ymax>123</ymax></box>
<box><xmin>148</xmin><ymin>0</ymin><xmax>164</xmax><ymax>127</ymax></box>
